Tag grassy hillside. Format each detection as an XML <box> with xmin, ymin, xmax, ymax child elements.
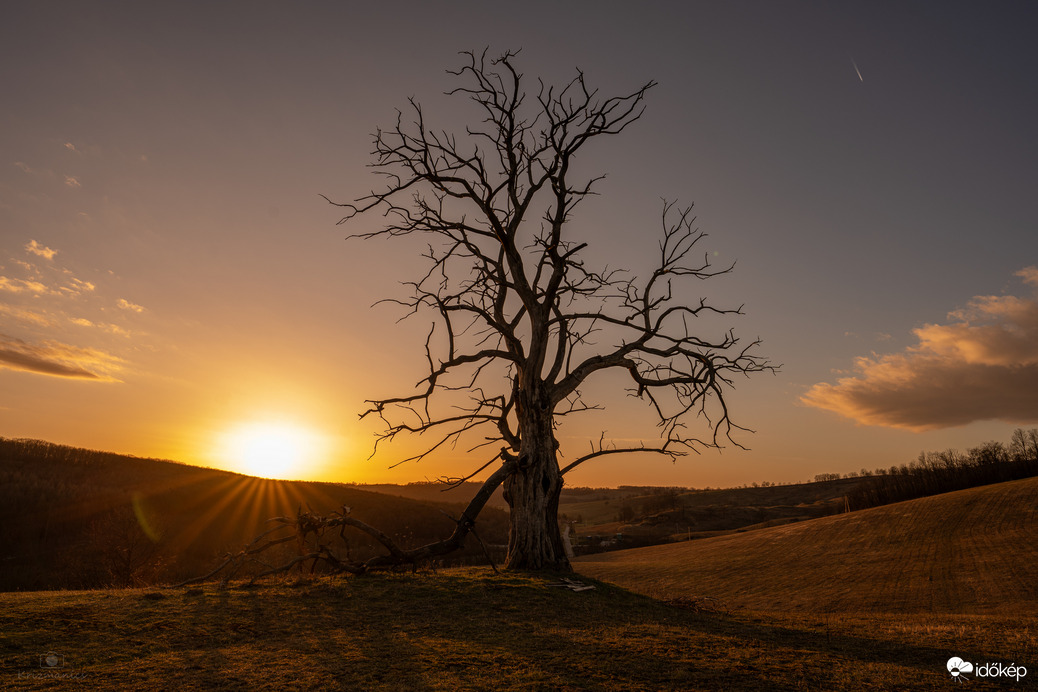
<box><xmin>3</xmin><ymin>449</ymin><xmax>1035</xmax><ymax>689</ymax></box>
<box><xmin>1</xmin><ymin>570</ymin><xmax>1033</xmax><ymax>690</ymax></box>
<box><xmin>0</xmin><ymin>439</ymin><xmax>509</xmax><ymax>590</ymax></box>
<box><xmin>575</xmin><ymin>476</ymin><xmax>1038</xmax><ymax>615</ymax></box>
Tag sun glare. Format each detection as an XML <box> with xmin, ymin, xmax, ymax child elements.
<box><xmin>218</xmin><ymin>421</ymin><xmax>322</xmax><ymax>480</ymax></box>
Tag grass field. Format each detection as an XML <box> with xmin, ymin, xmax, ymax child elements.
<box><xmin>1</xmin><ymin>571</ymin><xmax>1033</xmax><ymax>691</ymax></box>
<box><xmin>2</xmin><ymin>477</ymin><xmax>1036</xmax><ymax>689</ymax></box>
<box><xmin>575</xmin><ymin>476</ymin><xmax>1038</xmax><ymax>615</ymax></box>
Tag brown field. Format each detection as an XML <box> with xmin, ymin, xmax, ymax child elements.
<box><xmin>4</xmin><ymin>441</ymin><xmax>1036</xmax><ymax>689</ymax></box>
<box><xmin>1</xmin><ymin>571</ymin><xmax>1034</xmax><ymax>691</ymax></box>
<box><xmin>574</xmin><ymin>476</ymin><xmax>1038</xmax><ymax>614</ymax></box>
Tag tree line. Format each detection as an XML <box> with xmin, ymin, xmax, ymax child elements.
<box><xmin>844</xmin><ymin>428</ymin><xmax>1038</xmax><ymax>511</ymax></box>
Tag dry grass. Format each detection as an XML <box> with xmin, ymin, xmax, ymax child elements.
<box><xmin>575</xmin><ymin>476</ymin><xmax>1038</xmax><ymax>614</ymax></box>
<box><xmin>1</xmin><ymin>570</ymin><xmax>1033</xmax><ymax>690</ymax></box>
<box><xmin>3</xmin><ymin>478</ymin><xmax>1036</xmax><ymax>689</ymax></box>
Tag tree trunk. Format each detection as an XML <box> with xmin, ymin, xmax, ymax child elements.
<box><xmin>503</xmin><ymin>388</ymin><xmax>570</xmax><ymax>571</ymax></box>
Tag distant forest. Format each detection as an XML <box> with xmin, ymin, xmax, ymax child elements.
<box><xmin>838</xmin><ymin>428</ymin><xmax>1038</xmax><ymax>511</ymax></box>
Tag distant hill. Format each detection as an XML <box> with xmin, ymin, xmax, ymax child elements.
<box><xmin>349</xmin><ymin>481</ymin><xmax>509</xmax><ymax>510</ymax></box>
<box><xmin>575</xmin><ymin>476</ymin><xmax>1038</xmax><ymax>614</ymax></box>
<box><xmin>359</xmin><ymin>478</ymin><xmax>867</xmax><ymax>556</ymax></box>
<box><xmin>0</xmin><ymin>438</ymin><xmax>508</xmax><ymax>590</ymax></box>
<box><xmin>562</xmin><ymin>478</ymin><xmax>863</xmax><ymax>555</ymax></box>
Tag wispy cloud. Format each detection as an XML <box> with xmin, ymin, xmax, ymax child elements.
<box><xmin>0</xmin><ymin>334</ymin><xmax>123</xmax><ymax>380</ymax></box>
<box><xmin>0</xmin><ymin>244</ymin><xmax>97</xmax><ymax>298</ymax></box>
<box><xmin>67</xmin><ymin>315</ymin><xmax>133</xmax><ymax>337</ymax></box>
<box><xmin>117</xmin><ymin>298</ymin><xmax>145</xmax><ymax>313</ymax></box>
<box><xmin>64</xmin><ymin>175</ymin><xmax>81</xmax><ymax>188</ymax></box>
<box><xmin>802</xmin><ymin>267</ymin><xmax>1038</xmax><ymax>431</ymax></box>
<box><xmin>61</xmin><ymin>276</ymin><xmax>96</xmax><ymax>296</ymax></box>
<box><xmin>2</xmin><ymin>240</ymin><xmax>147</xmax><ymax>377</ymax></box>
<box><xmin>0</xmin><ymin>276</ymin><xmax>50</xmax><ymax>294</ymax></box>
<box><xmin>25</xmin><ymin>240</ymin><xmax>57</xmax><ymax>260</ymax></box>
<box><xmin>0</xmin><ymin>304</ymin><xmax>53</xmax><ymax>327</ymax></box>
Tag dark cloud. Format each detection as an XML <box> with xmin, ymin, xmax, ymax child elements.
<box><xmin>0</xmin><ymin>335</ymin><xmax>121</xmax><ymax>380</ymax></box>
<box><xmin>802</xmin><ymin>268</ymin><xmax>1038</xmax><ymax>431</ymax></box>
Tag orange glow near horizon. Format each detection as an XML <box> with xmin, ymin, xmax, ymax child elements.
<box><xmin>216</xmin><ymin>420</ymin><xmax>328</xmax><ymax>480</ymax></box>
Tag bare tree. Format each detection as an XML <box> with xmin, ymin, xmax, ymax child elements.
<box><xmin>327</xmin><ymin>49</ymin><xmax>772</xmax><ymax>571</ymax></box>
<box><xmin>1010</xmin><ymin>428</ymin><xmax>1038</xmax><ymax>461</ymax></box>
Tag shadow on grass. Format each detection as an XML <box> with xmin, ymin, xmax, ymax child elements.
<box><xmin>2</xmin><ymin>572</ymin><xmax>1027</xmax><ymax>690</ymax></box>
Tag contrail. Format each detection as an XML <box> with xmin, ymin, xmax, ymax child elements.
<box><xmin>851</xmin><ymin>58</ymin><xmax>864</xmax><ymax>82</ymax></box>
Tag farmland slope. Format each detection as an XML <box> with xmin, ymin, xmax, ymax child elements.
<box><xmin>575</xmin><ymin>476</ymin><xmax>1038</xmax><ymax>614</ymax></box>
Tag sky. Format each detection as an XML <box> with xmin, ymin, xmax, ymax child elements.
<box><xmin>2</xmin><ymin>1</ymin><xmax>1037</xmax><ymax>488</ymax></box>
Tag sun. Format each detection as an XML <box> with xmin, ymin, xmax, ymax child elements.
<box><xmin>218</xmin><ymin>421</ymin><xmax>321</xmax><ymax>480</ymax></box>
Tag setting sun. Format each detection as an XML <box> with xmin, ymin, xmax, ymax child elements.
<box><xmin>218</xmin><ymin>421</ymin><xmax>323</xmax><ymax>480</ymax></box>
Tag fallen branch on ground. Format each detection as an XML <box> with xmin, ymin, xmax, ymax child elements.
<box><xmin>170</xmin><ymin>461</ymin><xmax>512</xmax><ymax>587</ymax></box>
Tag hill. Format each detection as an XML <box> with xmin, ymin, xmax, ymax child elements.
<box><xmin>0</xmin><ymin>439</ymin><xmax>509</xmax><ymax>590</ymax></box>
<box><xmin>575</xmin><ymin>476</ymin><xmax>1038</xmax><ymax>615</ymax></box>
<box><xmin>1</xmin><ymin>570</ymin><xmax>1033</xmax><ymax>690</ymax></box>
<box><xmin>349</xmin><ymin>481</ymin><xmax>509</xmax><ymax>510</ymax></box>
<box><xmin>357</xmin><ymin>477</ymin><xmax>866</xmax><ymax>549</ymax></box>
<box><xmin>563</xmin><ymin>479</ymin><xmax>861</xmax><ymax>546</ymax></box>
<box><xmin>0</xmin><ymin>437</ymin><xmax>868</xmax><ymax>590</ymax></box>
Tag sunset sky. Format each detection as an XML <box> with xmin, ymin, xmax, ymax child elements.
<box><xmin>3</xmin><ymin>2</ymin><xmax>1037</xmax><ymax>488</ymax></box>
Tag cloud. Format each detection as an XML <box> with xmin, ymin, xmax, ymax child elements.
<box><xmin>64</xmin><ymin>175</ymin><xmax>81</xmax><ymax>188</ymax></box>
<box><xmin>25</xmin><ymin>240</ymin><xmax>57</xmax><ymax>260</ymax></box>
<box><xmin>0</xmin><ymin>253</ymin><xmax>96</xmax><ymax>297</ymax></box>
<box><xmin>60</xmin><ymin>277</ymin><xmax>96</xmax><ymax>296</ymax></box>
<box><xmin>117</xmin><ymin>298</ymin><xmax>145</xmax><ymax>313</ymax></box>
<box><xmin>0</xmin><ymin>276</ymin><xmax>50</xmax><ymax>294</ymax></box>
<box><xmin>0</xmin><ymin>304</ymin><xmax>53</xmax><ymax>327</ymax></box>
<box><xmin>1016</xmin><ymin>266</ymin><xmax>1038</xmax><ymax>287</ymax></box>
<box><xmin>102</xmin><ymin>324</ymin><xmax>132</xmax><ymax>337</ymax></box>
<box><xmin>0</xmin><ymin>243</ymin><xmax>145</xmax><ymax>381</ymax></box>
<box><xmin>0</xmin><ymin>334</ymin><xmax>123</xmax><ymax>380</ymax></box>
<box><xmin>802</xmin><ymin>267</ymin><xmax>1038</xmax><ymax>431</ymax></box>
<box><xmin>67</xmin><ymin>315</ymin><xmax>133</xmax><ymax>337</ymax></box>
<box><xmin>64</xmin><ymin>142</ymin><xmax>77</xmax><ymax>153</ymax></box>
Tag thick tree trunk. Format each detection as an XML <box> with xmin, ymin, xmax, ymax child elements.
<box><xmin>503</xmin><ymin>389</ymin><xmax>570</xmax><ymax>571</ymax></box>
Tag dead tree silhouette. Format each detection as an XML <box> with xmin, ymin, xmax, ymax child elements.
<box><xmin>324</xmin><ymin>48</ymin><xmax>773</xmax><ymax>571</ymax></box>
<box><xmin>182</xmin><ymin>49</ymin><xmax>773</xmax><ymax>582</ymax></box>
